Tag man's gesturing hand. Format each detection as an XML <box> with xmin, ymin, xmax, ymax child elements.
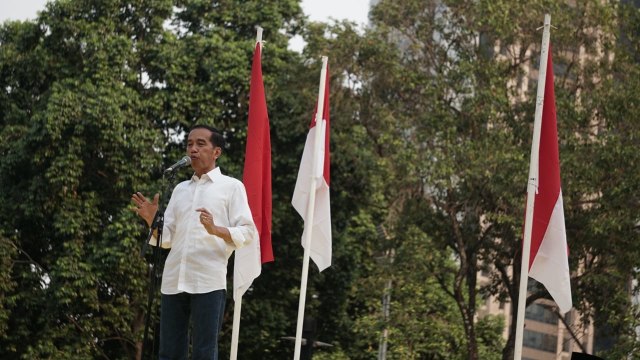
<box><xmin>131</xmin><ymin>192</ymin><xmax>159</xmax><ymax>227</ymax></box>
<box><xmin>196</xmin><ymin>208</ymin><xmax>232</xmax><ymax>244</ymax></box>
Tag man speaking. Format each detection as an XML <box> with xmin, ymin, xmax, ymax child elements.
<box><xmin>132</xmin><ymin>125</ymin><xmax>257</xmax><ymax>360</ymax></box>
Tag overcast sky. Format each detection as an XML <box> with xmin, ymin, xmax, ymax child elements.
<box><xmin>0</xmin><ymin>0</ymin><xmax>370</xmax><ymax>51</ymax></box>
<box><xmin>0</xmin><ymin>0</ymin><xmax>370</xmax><ymax>26</ymax></box>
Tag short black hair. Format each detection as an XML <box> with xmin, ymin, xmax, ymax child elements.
<box><xmin>190</xmin><ymin>124</ymin><xmax>226</xmax><ymax>149</ymax></box>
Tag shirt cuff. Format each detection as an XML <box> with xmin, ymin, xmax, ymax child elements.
<box><xmin>227</xmin><ymin>227</ymin><xmax>249</xmax><ymax>250</ymax></box>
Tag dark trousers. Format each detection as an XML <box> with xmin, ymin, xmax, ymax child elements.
<box><xmin>159</xmin><ymin>290</ymin><xmax>226</xmax><ymax>360</ymax></box>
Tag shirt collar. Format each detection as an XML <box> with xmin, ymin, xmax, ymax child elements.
<box><xmin>191</xmin><ymin>167</ymin><xmax>221</xmax><ymax>183</ymax></box>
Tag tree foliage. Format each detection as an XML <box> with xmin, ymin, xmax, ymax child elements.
<box><xmin>303</xmin><ymin>0</ymin><xmax>640</xmax><ymax>358</ymax></box>
<box><xmin>0</xmin><ymin>0</ymin><xmax>170</xmax><ymax>357</ymax></box>
<box><xmin>1</xmin><ymin>0</ymin><xmax>639</xmax><ymax>359</ymax></box>
<box><xmin>0</xmin><ymin>0</ymin><xmax>309</xmax><ymax>358</ymax></box>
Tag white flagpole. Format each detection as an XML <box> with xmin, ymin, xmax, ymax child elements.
<box><xmin>293</xmin><ymin>56</ymin><xmax>328</xmax><ymax>360</ymax></box>
<box><xmin>514</xmin><ymin>14</ymin><xmax>551</xmax><ymax>360</ymax></box>
<box><xmin>229</xmin><ymin>291</ymin><xmax>242</xmax><ymax>360</ymax></box>
<box><xmin>230</xmin><ymin>26</ymin><xmax>263</xmax><ymax>360</ymax></box>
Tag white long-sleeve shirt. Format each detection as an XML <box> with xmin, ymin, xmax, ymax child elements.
<box><xmin>153</xmin><ymin>167</ymin><xmax>257</xmax><ymax>295</ymax></box>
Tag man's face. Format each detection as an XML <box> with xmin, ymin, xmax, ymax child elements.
<box><xmin>187</xmin><ymin>128</ymin><xmax>221</xmax><ymax>176</ymax></box>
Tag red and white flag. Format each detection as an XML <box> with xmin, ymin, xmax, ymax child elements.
<box><xmin>292</xmin><ymin>62</ymin><xmax>331</xmax><ymax>272</ymax></box>
<box><xmin>236</xmin><ymin>41</ymin><xmax>273</xmax><ymax>300</ymax></box>
<box><xmin>527</xmin><ymin>48</ymin><xmax>572</xmax><ymax>313</ymax></box>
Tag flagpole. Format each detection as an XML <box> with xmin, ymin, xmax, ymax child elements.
<box><xmin>293</xmin><ymin>56</ymin><xmax>328</xmax><ymax>360</ymax></box>
<box><xmin>514</xmin><ymin>14</ymin><xmax>551</xmax><ymax>360</ymax></box>
<box><xmin>230</xmin><ymin>290</ymin><xmax>242</xmax><ymax>360</ymax></box>
<box><xmin>230</xmin><ymin>26</ymin><xmax>264</xmax><ymax>360</ymax></box>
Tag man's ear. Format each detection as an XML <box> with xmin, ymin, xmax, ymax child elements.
<box><xmin>213</xmin><ymin>147</ymin><xmax>222</xmax><ymax>159</ymax></box>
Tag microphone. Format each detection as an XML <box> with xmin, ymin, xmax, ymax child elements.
<box><xmin>164</xmin><ymin>156</ymin><xmax>192</xmax><ymax>173</ymax></box>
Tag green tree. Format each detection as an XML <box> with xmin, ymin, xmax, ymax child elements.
<box><xmin>0</xmin><ymin>1</ymin><xmax>381</xmax><ymax>359</ymax></box>
<box><xmin>300</xmin><ymin>16</ymin><xmax>502</xmax><ymax>358</ymax></box>
<box><xmin>0</xmin><ymin>0</ymin><xmax>317</xmax><ymax>358</ymax></box>
<box><xmin>372</xmin><ymin>0</ymin><xmax>639</xmax><ymax>358</ymax></box>
<box><xmin>0</xmin><ymin>0</ymin><xmax>171</xmax><ymax>357</ymax></box>
<box><xmin>3</xmin><ymin>0</ymin><xmax>639</xmax><ymax>359</ymax></box>
<box><xmin>302</xmin><ymin>0</ymin><xmax>640</xmax><ymax>359</ymax></box>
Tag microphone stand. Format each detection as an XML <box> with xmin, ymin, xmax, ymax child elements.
<box><xmin>140</xmin><ymin>169</ymin><xmax>180</xmax><ymax>360</ymax></box>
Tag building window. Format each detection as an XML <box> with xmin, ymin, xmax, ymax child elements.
<box><xmin>527</xmin><ymin>279</ymin><xmax>542</xmax><ymax>292</ymax></box>
<box><xmin>523</xmin><ymin>329</ymin><xmax>557</xmax><ymax>353</ymax></box>
<box><xmin>563</xmin><ymin>336</ymin><xmax>572</xmax><ymax>352</ymax></box>
<box><xmin>525</xmin><ymin>303</ymin><xmax>558</xmax><ymax>325</ymax></box>
<box><xmin>564</xmin><ymin>311</ymin><xmax>573</xmax><ymax>324</ymax></box>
